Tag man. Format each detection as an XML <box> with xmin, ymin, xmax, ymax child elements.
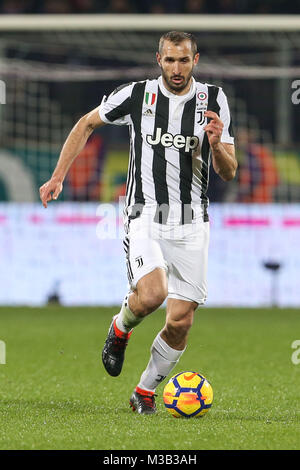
<box><xmin>40</xmin><ymin>31</ymin><xmax>237</xmax><ymax>415</ymax></box>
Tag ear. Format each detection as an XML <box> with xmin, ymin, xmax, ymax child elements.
<box><xmin>156</xmin><ymin>52</ymin><xmax>162</xmax><ymax>67</ymax></box>
<box><xmin>194</xmin><ymin>52</ymin><xmax>200</xmax><ymax>66</ymax></box>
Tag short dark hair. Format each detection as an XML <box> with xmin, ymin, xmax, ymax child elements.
<box><xmin>158</xmin><ymin>31</ymin><xmax>198</xmax><ymax>57</ymax></box>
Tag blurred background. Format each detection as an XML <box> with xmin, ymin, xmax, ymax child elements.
<box><xmin>0</xmin><ymin>1</ymin><xmax>299</xmax><ymax>307</ymax></box>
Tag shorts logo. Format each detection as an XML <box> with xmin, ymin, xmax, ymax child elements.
<box><xmin>135</xmin><ymin>256</ymin><xmax>143</xmax><ymax>268</ymax></box>
<box><xmin>146</xmin><ymin>127</ymin><xmax>199</xmax><ymax>152</ymax></box>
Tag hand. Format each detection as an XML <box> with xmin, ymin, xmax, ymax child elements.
<box><xmin>204</xmin><ymin>111</ymin><xmax>224</xmax><ymax>148</ymax></box>
<box><xmin>39</xmin><ymin>177</ymin><xmax>63</xmax><ymax>208</ymax></box>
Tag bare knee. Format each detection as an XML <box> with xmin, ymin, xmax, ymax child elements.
<box><xmin>130</xmin><ymin>268</ymin><xmax>168</xmax><ymax>317</ymax></box>
<box><xmin>164</xmin><ymin>315</ymin><xmax>193</xmax><ymax>343</ymax></box>
<box><xmin>138</xmin><ymin>287</ymin><xmax>167</xmax><ymax>316</ymax></box>
<box><xmin>161</xmin><ymin>300</ymin><xmax>197</xmax><ymax>349</ymax></box>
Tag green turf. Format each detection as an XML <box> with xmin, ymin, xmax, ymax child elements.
<box><xmin>0</xmin><ymin>306</ymin><xmax>299</xmax><ymax>450</ymax></box>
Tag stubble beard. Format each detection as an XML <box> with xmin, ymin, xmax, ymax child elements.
<box><xmin>161</xmin><ymin>68</ymin><xmax>194</xmax><ymax>94</ymax></box>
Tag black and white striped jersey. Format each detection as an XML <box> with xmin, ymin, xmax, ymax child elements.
<box><xmin>98</xmin><ymin>76</ymin><xmax>234</xmax><ymax>225</ymax></box>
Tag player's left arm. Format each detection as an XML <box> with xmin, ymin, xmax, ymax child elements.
<box><xmin>204</xmin><ymin>110</ymin><xmax>237</xmax><ymax>182</ymax></box>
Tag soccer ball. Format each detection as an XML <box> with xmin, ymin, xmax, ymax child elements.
<box><xmin>163</xmin><ymin>371</ymin><xmax>213</xmax><ymax>418</ymax></box>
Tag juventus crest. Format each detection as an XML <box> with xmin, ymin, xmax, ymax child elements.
<box><xmin>196</xmin><ymin>91</ymin><xmax>208</xmax><ymax>125</ymax></box>
<box><xmin>135</xmin><ymin>256</ymin><xmax>144</xmax><ymax>268</ymax></box>
<box><xmin>196</xmin><ymin>108</ymin><xmax>206</xmax><ymax>125</ymax></box>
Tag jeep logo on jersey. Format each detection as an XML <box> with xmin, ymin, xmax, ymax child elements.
<box><xmin>146</xmin><ymin>127</ymin><xmax>199</xmax><ymax>153</ymax></box>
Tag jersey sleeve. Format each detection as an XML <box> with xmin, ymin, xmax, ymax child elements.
<box><xmin>217</xmin><ymin>88</ymin><xmax>234</xmax><ymax>144</ymax></box>
<box><xmin>98</xmin><ymin>82</ymin><xmax>134</xmax><ymax>126</ymax></box>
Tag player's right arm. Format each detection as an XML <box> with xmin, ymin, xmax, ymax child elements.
<box><xmin>39</xmin><ymin>106</ymin><xmax>105</xmax><ymax>208</ymax></box>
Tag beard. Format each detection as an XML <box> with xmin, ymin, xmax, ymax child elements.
<box><xmin>161</xmin><ymin>67</ymin><xmax>194</xmax><ymax>93</ymax></box>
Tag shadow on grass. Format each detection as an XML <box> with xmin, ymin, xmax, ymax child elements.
<box><xmin>2</xmin><ymin>400</ymin><xmax>298</xmax><ymax>425</ymax></box>
<box><xmin>212</xmin><ymin>409</ymin><xmax>300</xmax><ymax>424</ymax></box>
<box><xmin>0</xmin><ymin>398</ymin><xmax>157</xmax><ymax>418</ymax></box>
<box><xmin>0</xmin><ymin>399</ymin><xmax>109</xmax><ymax>415</ymax></box>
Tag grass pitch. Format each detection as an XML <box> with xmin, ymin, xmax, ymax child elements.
<box><xmin>0</xmin><ymin>306</ymin><xmax>299</xmax><ymax>450</ymax></box>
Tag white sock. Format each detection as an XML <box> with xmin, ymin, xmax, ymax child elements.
<box><xmin>137</xmin><ymin>333</ymin><xmax>185</xmax><ymax>393</ymax></box>
<box><xmin>115</xmin><ymin>293</ymin><xmax>144</xmax><ymax>333</ymax></box>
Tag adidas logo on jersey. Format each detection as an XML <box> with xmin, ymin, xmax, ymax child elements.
<box><xmin>143</xmin><ymin>108</ymin><xmax>154</xmax><ymax>116</ymax></box>
<box><xmin>146</xmin><ymin>127</ymin><xmax>199</xmax><ymax>152</ymax></box>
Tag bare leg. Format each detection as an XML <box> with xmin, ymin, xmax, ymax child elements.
<box><xmin>160</xmin><ymin>298</ymin><xmax>198</xmax><ymax>350</ymax></box>
<box><xmin>129</xmin><ymin>267</ymin><xmax>168</xmax><ymax>317</ymax></box>
<box><xmin>115</xmin><ymin>267</ymin><xmax>168</xmax><ymax>333</ymax></box>
<box><xmin>136</xmin><ymin>298</ymin><xmax>198</xmax><ymax>392</ymax></box>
